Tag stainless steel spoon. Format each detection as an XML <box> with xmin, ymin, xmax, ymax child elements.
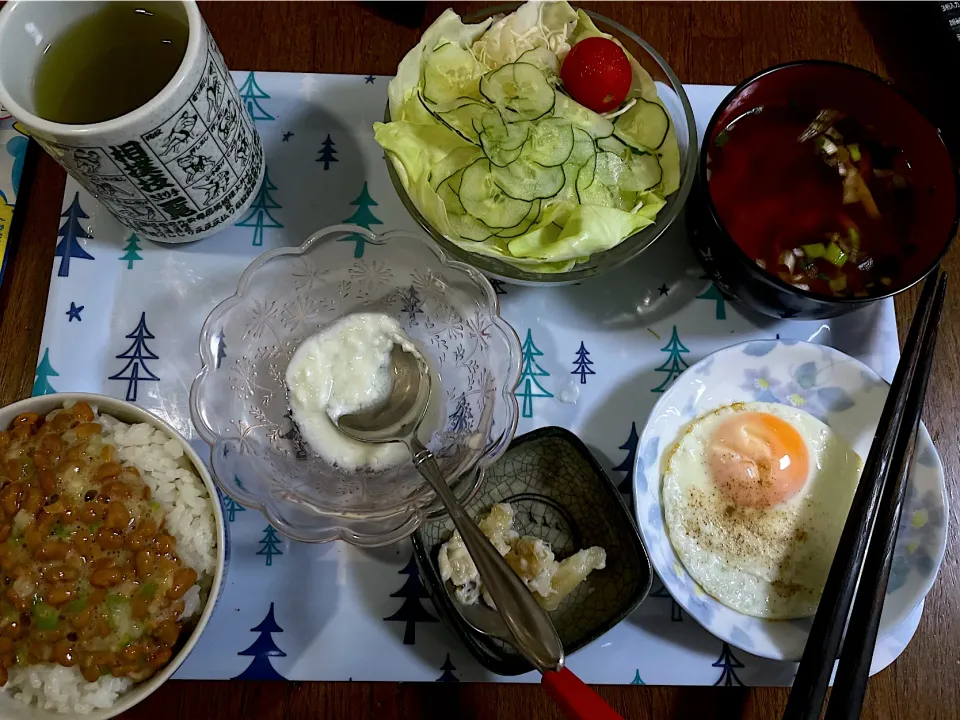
<box><xmin>337</xmin><ymin>345</ymin><xmax>564</xmax><ymax>673</ymax></box>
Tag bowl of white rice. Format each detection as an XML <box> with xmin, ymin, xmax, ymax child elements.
<box><xmin>0</xmin><ymin>393</ymin><xmax>225</xmax><ymax>719</ymax></box>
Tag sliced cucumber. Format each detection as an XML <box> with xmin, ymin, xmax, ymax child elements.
<box><xmin>576</xmin><ymin>153</ymin><xmax>597</xmax><ymax>202</ymax></box>
<box><xmin>615</xmin><ymin>97</ymin><xmax>670</xmax><ymax>150</ymax></box>
<box><xmin>436</xmin><ymin>172</ymin><xmax>496</xmax><ymax>241</ymax></box>
<box><xmin>478</xmin><ymin>112</ymin><xmax>530</xmax><ymax>167</ymax></box>
<box><xmin>516</xmin><ymin>47</ymin><xmax>560</xmax><ymax>77</ymax></box>
<box><xmin>596</xmin><ymin>136</ymin><xmax>629</xmax><ymax>155</ymax></box>
<box><xmin>460</xmin><ymin>159</ymin><xmax>533</xmax><ymax>228</ymax></box>
<box><xmin>418</xmin><ymin>92</ymin><xmax>478</xmax><ymax>145</ymax></box>
<box><xmin>622</xmin><ymin>152</ymin><xmax>662</xmax><ymax>193</ymax></box>
<box><xmin>429</xmin><ymin>147</ymin><xmax>483</xmax><ymax>190</ymax></box>
<box><xmin>438</xmin><ymin>100</ymin><xmax>491</xmax><ymax>143</ymax></box>
<box><xmin>480</xmin><ymin>62</ymin><xmax>555</xmax><ymax>121</ymax></box>
<box><xmin>521</xmin><ymin>118</ymin><xmax>574</xmax><ymax>166</ymax></box>
<box><xmin>449</xmin><ymin>211</ymin><xmax>497</xmax><ymax>241</ymax></box>
<box><xmin>554</xmin><ymin>92</ymin><xmax>614</xmax><ymax>138</ymax></box>
<box><xmin>491</xmin><ymin>159</ymin><xmax>565</xmax><ymax>201</ymax></box>
<box><xmin>495</xmin><ymin>200</ymin><xmax>542</xmax><ymax>238</ymax></box>
<box><xmin>594</xmin><ymin>151</ymin><xmax>627</xmax><ymax>188</ymax></box>
<box><xmin>481</xmin><ymin>136</ymin><xmax>524</xmax><ymax>167</ymax></box>
<box><xmin>568</xmin><ymin>128</ymin><xmax>597</xmax><ymax>168</ymax></box>
<box><xmin>422</xmin><ymin>43</ymin><xmax>485</xmax><ymax>105</ymax></box>
<box><xmin>437</xmin><ymin>173</ymin><xmax>465</xmax><ymax>211</ymax></box>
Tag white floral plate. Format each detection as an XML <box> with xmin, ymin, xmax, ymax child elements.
<box><xmin>632</xmin><ymin>339</ymin><xmax>948</xmax><ymax>661</ymax></box>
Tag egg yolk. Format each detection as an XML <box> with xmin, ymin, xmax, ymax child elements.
<box><xmin>707</xmin><ymin>412</ymin><xmax>809</xmax><ymax>507</ymax></box>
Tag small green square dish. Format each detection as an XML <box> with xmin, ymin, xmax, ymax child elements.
<box><xmin>412</xmin><ymin>426</ymin><xmax>652</xmax><ymax>676</ymax></box>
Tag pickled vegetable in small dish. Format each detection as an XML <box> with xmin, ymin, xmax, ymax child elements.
<box><xmin>375</xmin><ymin>0</ymin><xmax>681</xmax><ymax>274</ymax></box>
<box><xmin>438</xmin><ymin>502</ymin><xmax>606</xmax><ymax>611</ymax></box>
<box><xmin>0</xmin><ymin>402</ymin><xmax>216</xmax><ymax>714</ymax></box>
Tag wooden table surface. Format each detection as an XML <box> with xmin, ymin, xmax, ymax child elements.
<box><xmin>0</xmin><ymin>2</ymin><xmax>957</xmax><ymax>718</ymax></box>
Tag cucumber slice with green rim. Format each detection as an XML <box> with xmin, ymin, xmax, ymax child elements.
<box><xmin>429</xmin><ymin>147</ymin><xmax>483</xmax><ymax>190</ymax></box>
<box><xmin>516</xmin><ymin>47</ymin><xmax>560</xmax><ymax>77</ymax></box>
<box><xmin>491</xmin><ymin>159</ymin><xmax>565</xmax><ymax>201</ymax></box>
<box><xmin>460</xmin><ymin>159</ymin><xmax>533</xmax><ymax>228</ymax></box>
<box><xmin>495</xmin><ymin>200</ymin><xmax>542</xmax><ymax>238</ymax></box>
<box><xmin>438</xmin><ymin>173</ymin><xmax>497</xmax><ymax>242</ymax></box>
<box><xmin>597</xmin><ymin>136</ymin><xmax>629</xmax><ymax>155</ymax></box>
<box><xmin>418</xmin><ymin>93</ymin><xmax>478</xmax><ymax>146</ymax></box>
<box><xmin>614</xmin><ymin>97</ymin><xmax>671</xmax><ymax>150</ymax></box>
<box><xmin>449</xmin><ymin>211</ymin><xmax>497</xmax><ymax>242</ymax></box>
<box><xmin>478</xmin><ymin>112</ymin><xmax>531</xmax><ymax>167</ymax></box>
<box><xmin>438</xmin><ymin>101</ymin><xmax>491</xmax><ymax>143</ymax></box>
<box><xmin>437</xmin><ymin>173</ymin><xmax>465</xmax><ymax>212</ymax></box>
<box><xmin>479</xmin><ymin>111</ymin><xmax>530</xmax><ymax>149</ymax></box>
<box><xmin>421</xmin><ymin>43</ymin><xmax>485</xmax><ymax>105</ymax></box>
<box><xmin>481</xmin><ymin>135</ymin><xmax>525</xmax><ymax>167</ymax></box>
<box><xmin>576</xmin><ymin>153</ymin><xmax>597</xmax><ymax>202</ymax></box>
<box><xmin>480</xmin><ymin>62</ymin><xmax>555</xmax><ymax>121</ymax></box>
<box><xmin>622</xmin><ymin>152</ymin><xmax>662</xmax><ymax>192</ymax></box>
<box><xmin>554</xmin><ymin>93</ymin><xmax>614</xmax><ymax>139</ymax></box>
<box><xmin>521</xmin><ymin>118</ymin><xmax>574</xmax><ymax>167</ymax></box>
<box><xmin>594</xmin><ymin>151</ymin><xmax>627</xmax><ymax>188</ymax></box>
<box><xmin>568</xmin><ymin>128</ymin><xmax>597</xmax><ymax>168</ymax></box>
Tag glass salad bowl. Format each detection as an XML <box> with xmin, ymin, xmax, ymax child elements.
<box><xmin>190</xmin><ymin>225</ymin><xmax>522</xmax><ymax>546</ymax></box>
<box><xmin>381</xmin><ymin>5</ymin><xmax>698</xmax><ymax>285</ymax></box>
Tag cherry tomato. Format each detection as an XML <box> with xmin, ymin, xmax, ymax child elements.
<box><xmin>560</xmin><ymin>36</ymin><xmax>633</xmax><ymax>113</ymax></box>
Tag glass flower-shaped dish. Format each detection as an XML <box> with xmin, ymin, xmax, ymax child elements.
<box><xmin>190</xmin><ymin>225</ymin><xmax>522</xmax><ymax>546</ymax></box>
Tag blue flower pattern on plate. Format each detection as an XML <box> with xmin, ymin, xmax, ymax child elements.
<box><xmin>632</xmin><ymin>339</ymin><xmax>947</xmax><ymax>662</ymax></box>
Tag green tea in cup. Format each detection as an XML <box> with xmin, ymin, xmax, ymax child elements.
<box><xmin>34</xmin><ymin>3</ymin><xmax>189</xmax><ymax>125</ymax></box>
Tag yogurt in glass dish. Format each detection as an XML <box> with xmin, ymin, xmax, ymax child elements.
<box><xmin>190</xmin><ymin>224</ymin><xmax>522</xmax><ymax>546</ymax></box>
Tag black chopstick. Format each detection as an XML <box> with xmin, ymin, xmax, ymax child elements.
<box><xmin>824</xmin><ymin>273</ymin><xmax>946</xmax><ymax>720</ymax></box>
<box><xmin>782</xmin><ymin>270</ymin><xmax>945</xmax><ymax>720</ymax></box>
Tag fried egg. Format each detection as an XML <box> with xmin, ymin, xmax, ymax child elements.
<box><xmin>662</xmin><ymin>401</ymin><xmax>862</xmax><ymax>619</ymax></box>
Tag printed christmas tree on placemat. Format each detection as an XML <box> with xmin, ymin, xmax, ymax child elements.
<box><xmin>447</xmin><ymin>394</ymin><xmax>473</xmax><ymax>434</ymax></box>
<box><xmin>216</xmin><ymin>329</ymin><xmax>227</xmax><ymax>369</ymax></box>
<box><xmin>612</xmin><ymin>421</ymin><xmax>638</xmax><ymax>495</ymax></box>
<box><xmin>238</xmin><ymin>72</ymin><xmax>274</xmax><ymax>121</ymax></box>
<box><xmin>257</xmin><ymin>525</ymin><xmax>283</xmax><ymax>566</ymax></box>
<box><xmin>119</xmin><ymin>234</ymin><xmax>143</xmax><ymax>270</ymax></box>
<box><xmin>237</xmin><ymin>168</ymin><xmax>283</xmax><ymax>247</ymax></box>
<box><xmin>517</xmin><ymin>329</ymin><xmax>553</xmax><ymax>419</ymax></box>
<box><xmin>55</xmin><ymin>192</ymin><xmax>95</xmax><ymax>278</ymax></box>
<box><xmin>341</xmin><ymin>182</ymin><xmax>383</xmax><ymax>258</ymax></box>
<box><xmin>650</xmin><ymin>575</ymin><xmax>684</xmax><ymax>622</ymax></box>
<box><xmin>696</xmin><ymin>281</ymin><xmax>727</xmax><ymax>320</ymax></box>
<box><xmin>33</xmin><ymin>348</ymin><xmax>59</xmax><ymax>396</ymax></box>
<box><xmin>652</xmin><ymin>326</ymin><xmax>689</xmax><ymax>393</ymax></box>
<box><xmin>223</xmin><ymin>496</ymin><xmax>245</xmax><ymax>522</ymax></box>
<box><xmin>108</xmin><ymin>312</ymin><xmax>160</xmax><ymax>402</ymax></box>
<box><xmin>317</xmin><ymin>134</ymin><xmax>338</xmax><ymax>170</ymax></box>
<box><xmin>233</xmin><ymin>603</ymin><xmax>287</xmax><ymax>680</ymax></box>
<box><xmin>400</xmin><ymin>286</ymin><xmax>423</xmax><ymax>324</ymax></box>
<box><xmin>712</xmin><ymin>643</ymin><xmax>745</xmax><ymax>687</ymax></box>
<box><xmin>435</xmin><ymin>654</ymin><xmax>458</xmax><ymax>682</ymax></box>
<box><xmin>571</xmin><ymin>341</ymin><xmax>595</xmax><ymax>384</ymax></box>
<box><xmin>383</xmin><ymin>553</ymin><xmax>437</xmax><ymax>644</ymax></box>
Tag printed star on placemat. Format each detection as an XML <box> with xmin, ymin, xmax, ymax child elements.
<box><xmin>282</xmin><ymin>131</ymin><xmax>294</xmax><ymax>142</ymax></box>
<box><xmin>365</xmin><ymin>75</ymin><xmax>376</xmax><ymax>84</ymax></box>
<box><xmin>658</xmin><ymin>283</ymin><xmax>669</xmax><ymax>296</ymax></box>
<box><xmin>66</xmin><ymin>302</ymin><xmax>83</xmax><ymax>322</ymax></box>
